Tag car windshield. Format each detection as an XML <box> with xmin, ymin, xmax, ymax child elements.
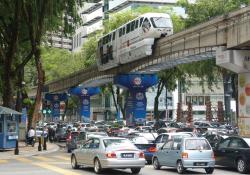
<box><xmin>243</xmin><ymin>138</ymin><xmax>250</xmax><ymax>147</ymax></box>
<box><xmin>150</xmin><ymin>17</ymin><xmax>172</xmax><ymax>28</ymax></box>
<box><xmin>71</xmin><ymin>132</ymin><xmax>86</xmax><ymax>140</ymax></box>
<box><xmin>129</xmin><ymin>137</ymin><xmax>149</xmax><ymax>144</ymax></box>
<box><xmin>103</xmin><ymin>139</ymin><xmax>136</xmax><ymax>149</ymax></box>
<box><xmin>185</xmin><ymin>139</ymin><xmax>211</xmax><ymax>150</ymax></box>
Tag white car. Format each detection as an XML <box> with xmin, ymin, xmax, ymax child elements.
<box><xmin>71</xmin><ymin>136</ymin><xmax>145</xmax><ymax>174</ymax></box>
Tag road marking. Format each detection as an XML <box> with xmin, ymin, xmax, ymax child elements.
<box><xmin>16</xmin><ymin>157</ymin><xmax>32</xmax><ymax>163</ymax></box>
<box><xmin>0</xmin><ymin>160</ymin><xmax>8</xmax><ymax>164</ymax></box>
<box><xmin>33</xmin><ymin>156</ymin><xmax>55</xmax><ymax>162</ymax></box>
<box><xmin>33</xmin><ymin>162</ymin><xmax>81</xmax><ymax>175</ymax></box>
<box><xmin>53</xmin><ymin>155</ymin><xmax>70</xmax><ymax>161</ymax></box>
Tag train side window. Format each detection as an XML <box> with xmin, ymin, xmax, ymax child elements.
<box><xmin>126</xmin><ymin>23</ymin><xmax>131</xmax><ymax>33</ymax></box>
<box><xmin>123</xmin><ymin>27</ymin><xmax>125</xmax><ymax>35</ymax></box>
<box><xmin>112</xmin><ymin>32</ymin><xmax>115</xmax><ymax>40</ymax></box>
<box><xmin>140</xmin><ymin>18</ymin><xmax>144</xmax><ymax>26</ymax></box>
<box><xmin>135</xmin><ymin>20</ymin><xmax>139</xmax><ymax>28</ymax></box>
<box><xmin>131</xmin><ymin>21</ymin><xmax>135</xmax><ymax>31</ymax></box>
<box><xmin>119</xmin><ymin>28</ymin><xmax>122</xmax><ymax>37</ymax></box>
<box><xmin>109</xmin><ymin>34</ymin><xmax>112</xmax><ymax>42</ymax></box>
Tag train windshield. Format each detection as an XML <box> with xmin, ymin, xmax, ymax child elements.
<box><xmin>150</xmin><ymin>17</ymin><xmax>172</xmax><ymax>28</ymax></box>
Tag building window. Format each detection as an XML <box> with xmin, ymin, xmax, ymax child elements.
<box><xmin>7</xmin><ymin>122</ymin><xmax>16</xmax><ymax>133</ymax></box>
<box><xmin>198</xmin><ymin>96</ymin><xmax>204</xmax><ymax>105</ymax></box>
<box><xmin>192</xmin><ymin>96</ymin><xmax>198</xmax><ymax>105</ymax></box>
<box><xmin>205</xmin><ymin>96</ymin><xmax>210</xmax><ymax>103</ymax></box>
<box><xmin>126</xmin><ymin>23</ymin><xmax>131</xmax><ymax>33</ymax></box>
<box><xmin>186</xmin><ymin>96</ymin><xmax>191</xmax><ymax>104</ymax></box>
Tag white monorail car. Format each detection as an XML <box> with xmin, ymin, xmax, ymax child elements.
<box><xmin>96</xmin><ymin>13</ymin><xmax>173</xmax><ymax>71</ymax></box>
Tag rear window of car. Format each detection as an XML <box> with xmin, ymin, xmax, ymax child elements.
<box><xmin>185</xmin><ymin>139</ymin><xmax>211</xmax><ymax>150</ymax></box>
<box><xmin>103</xmin><ymin>139</ymin><xmax>136</xmax><ymax>149</ymax></box>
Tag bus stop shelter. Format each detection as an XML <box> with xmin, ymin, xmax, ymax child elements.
<box><xmin>0</xmin><ymin>106</ymin><xmax>22</xmax><ymax>149</ymax></box>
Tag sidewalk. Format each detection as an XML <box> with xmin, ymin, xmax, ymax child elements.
<box><xmin>0</xmin><ymin>141</ymin><xmax>59</xmax><ymax>159</ymax></box>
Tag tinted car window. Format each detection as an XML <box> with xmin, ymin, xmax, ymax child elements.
<box><xmin>162</xmin><ymin>135</ymin><xmax>169</xmax><ymax>143</ymax></box>
<box><xmin>103</xmin><ymin>139</ymin><xmax>136</xmax><ymax>149</ymax></box>
<box><xmin>229</xmin><ymin>138</ymin><xmax>248</xmax><ymax>148</ymax></box>
<box><xmin>155</xmin><ymin>135</ymin><xmax>162</xmax><ymax>143</ymax></box>
<box><xmin>185</xmin><ymin>139</ymin><xmax>211</xmax><ymax>150</ymax></box>
<box><xmin>218</xmin><ymin>139</ymin><xmax>230</xmax><ymax>149</ymax></box>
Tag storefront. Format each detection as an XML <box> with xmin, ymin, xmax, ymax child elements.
<box><xmin>0</xmin><ymin>106</ymin><xmax>21</xmax><ymax>149</ymax></box>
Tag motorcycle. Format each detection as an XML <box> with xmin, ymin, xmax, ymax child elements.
<box><xmin>26</xmin><ymin>135</ymin><xmax>36</xmax><ymax>147</ymax></box>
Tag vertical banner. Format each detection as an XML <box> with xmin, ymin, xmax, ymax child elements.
<box><xmin>21</xmin><ymin>108</ymin><xmax>27</xmax><ymax>125</ymax></box>
<box><xmin>52</xmin><ymin>101</ymin><xmax>60</xmax><ymax>121</ymax></box>
<box><xmin>125</xmin><ymin>94</ymin><xmax>134</xmax><ymax>126</ymax></box>
<box><xmin>132</xmin><ymin>90</ymin><xmax>147</xmax><ymax>124</ymax></box>
<box><xmin>81</xmin><ymin>95</ymin><xmax>90</xmax><ymax>122</ymax></box>
<box><xmin>238</xmin><ymin>73</ymin><xmax>250</xmax><ymax>137</ymax></box>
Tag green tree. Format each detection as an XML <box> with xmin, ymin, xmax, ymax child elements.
<box><xmin>177</xmin><ymin>0</ymin><xmax>250</xmax><ymax>122</ymax></box>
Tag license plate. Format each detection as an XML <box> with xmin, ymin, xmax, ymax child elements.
<box><xmin>194</xmin><ymin>162</ymin><xmax>207</xmax><ymax>166</ymax></box>
<box><xmin>121</xmin><ymin>153</ymin><xmax>134</xmax><ymax>158</ymax></box>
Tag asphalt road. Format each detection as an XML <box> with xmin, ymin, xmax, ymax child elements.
<box><xmin>0</xmin><ymin>147</ymin><xmax>241</xmax><ymax>175</ymax></box>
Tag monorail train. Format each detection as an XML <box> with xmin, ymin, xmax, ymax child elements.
<box><xmin>96</xmin><ymin>13</ymin><xmax>173</xmax><ymax>71</ymax></box>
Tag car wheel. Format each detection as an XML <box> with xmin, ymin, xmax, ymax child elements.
<box><xmin>94</xmin><ymin>158</ymin><xmax>102</xmax><ymax>174</ymax></box>
<box><xmin>205</xmin><ymin>167</ymin><xmax>214</xmax><ymax>174</ymax></box>
<box><xmin>131</xmin><ymin>168</ymin><xmax>141</xmax><ymax>174</ymax></box>
<box><xmin>153</xmin><ymin>157</ymin><xmax>161</xmax><ymax>170</ymax></box>
<box><xmin>71</xmin><ymin>155</ymin><xmax>79</xmax><ymax>169</ymax></box>
<box><xmin>237</xmin><ymin>158</ymin><xmax>248</xmax><ymax>174</ymax></box>
<box><xmin>176</xmin><ymin>160</ymin><xmax>185</xmax><ymax>174</ymax></box>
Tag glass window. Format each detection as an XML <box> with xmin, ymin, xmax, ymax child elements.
<box><xmin>162</xmin><ymin>135</ymin><xmax>169</xmax><ymax>143</ymax></box>
<box><xmin>135</xmin><ymin>20</ymin><xmax>139</xmax><ymax>28</ymax></box>
<box><xmin>140</xmin><ymin>18</ymin><xmax>144</xmax><ymax>26</ymax></box>
<box><xmin>131</xmin><ymin>21</ymin><xmax>135</xmax><ymax>31</ymax></box>
<box><xmin>155</xmin><ymin>135</ymin><xmax>162</xmax><ymax>143</ymax></box>
<box><xmin>142</xmin><ymin>18</ymin><xmax>151</xmax><ymax>32</ymax></box>
<box><xmin>229</xmin><ymin>138</ymin><xmax>248</xmax><ymax>148</ymax></box>
<box><xmin>185</xmin><ymin>139</ymin><xmax>211</xmax><ymax>150</ymax></box>
<box><xmin>163</xmin><ymin>140</ymin><xmax>172</xmax><ymax>149</ymax></box>
<box><xmin>150</xmin><ymin>17</ymin><xmax>172</xmax><ymax>28</ymax></box>
<box><xmin>119</xmin><ymin>28</ymin><xmax>122</xmax><ymax>37</ymax></box>
<box><xmin>0</xmin><ymin>122</ymin><xmax>2</xmax><ymax>133</ymax></box>
<box><xmin>103</xmin><ymin>139</ymin><xmax>136</xmax><ymax>149</ymax></box>
<box><xmin>198</xmin><ymin>96</ymin><xmax>204</xmax><ymax>105</ymax></box>
<box><xmin>126</xmin><ymin>23</ymin><xmax>131</xmax><ymax>33</ymax></box>
<box><xmin>205</xmin><ymin>96</ymin><xmax>210</xmax><ymax>104</ymax></box>
<box><xmin>218</xmin><ymin>139</ymin><xmax>230</xmax><ymax>149</ymax></box>
<box><xmin>123</xmin><ymin>27</ymin><xmax>125</xmax><ymax>35</ymax></box>
<box><xmin>112</xmin><ymin>32</ymin><xmax>115</xmax><ymax>40</ymax></box>
<box><xmin>192</xmin><ymin>96</ymin><xmax>198</xmax><ymax>105</ymax></box>
<box><xmin>7</xmin><ymin>122</ymin><xmax>16</xmax><ymax>133</ymax></box>
<box><xmin>186</xmin><ymin>96</ymin><xmax>191</xmax><ymax>104</ymax></box>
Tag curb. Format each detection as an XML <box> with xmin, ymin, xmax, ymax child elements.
<box><xmin>1</xmin><ymin>144</ymin><xmax>60</xmax><ymax>160</ymax></box>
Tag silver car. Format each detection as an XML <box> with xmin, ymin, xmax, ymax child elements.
<box><xmin>152</xmin><ymin>137</ymin><xmax>215</xmax><ymax>174</ymax></box>
<box><xmin>71</xmin><ymin>136</ymin><xmax>145</xmax><ymax>174</ymax></box>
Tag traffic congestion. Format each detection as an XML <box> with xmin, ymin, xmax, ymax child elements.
<box><xmin>34</xmin><ymin>119</ymin><xmax>247</xmax><ymax>174</ymax></box>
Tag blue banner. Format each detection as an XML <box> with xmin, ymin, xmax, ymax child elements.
<box><xmin>45</xmin><ymin>93</ymin><xmax>68</xmax><ymax>101</ymax></box>
<box><xmin>21</xmin><ymin>108</ymin><xmax>27</xmax><ymax>125</ymax></box>
<box><xmin>81</xmin><ymin>95</ymin><xmax>90</xmax><ymax>122</ymax></box>
<box><xmin>132</xmin><ymin>90</ymin><xmax>147</xmax><ymax>123</ymax></box>
<box><xmin>125</xmin><ymin>94</ymin><xmax>134</xmax><ymax>126</ymax></box>
<box><xmin>52</xmin><ymin>101</ymin><xmax>60</xmax><ymax>117</ymax></box>
<box><xmin>69</xmin><ymin>86</ymin><xmax>101</xmax><ymax>122</ymax></box>
<box><xmin>114</xmin><ymin>74</ymin><xmax>158</xmax><ymax>90</ymax></box>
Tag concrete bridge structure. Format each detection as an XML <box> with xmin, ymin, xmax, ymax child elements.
<box><xmin>39</xmin><ymin>6</ymin><xmax>250</xmax><ymax>93</ymax></box>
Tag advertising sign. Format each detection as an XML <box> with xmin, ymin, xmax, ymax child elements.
<box><xmin>132</xmin><ymin>90</ymin><xmax>147</xmax><ymax>124</ymax></box>
<box><xmin>238</xmin><ymin>72</ymin><xmax>250</xmax><ymax>137</ymax></box>
<box><xmin>125</xmin><ymin>95</ymin><xmax>134</xmax><ymax>126</ymax></box>
<box><xmin>81</xmin><ymin>95</ymin><xmax>90</xmax><ymax>122</ymax></box>
<box><xmin>52</xmin><ymin>101</ymin><xmax>60</xmax><ymax>117</ymax></box>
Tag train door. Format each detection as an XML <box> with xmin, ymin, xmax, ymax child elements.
<box><xmin>141</xmin><ymin>17</ymin><xmax>152</xmax><ymax>38</ymax></box>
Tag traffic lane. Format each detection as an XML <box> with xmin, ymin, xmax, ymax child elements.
<box><xmin>69</xmin><ymin>165</ymin><xmax>241</xmax><ymax>175</ymax></box>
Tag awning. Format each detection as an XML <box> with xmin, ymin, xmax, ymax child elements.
<box><xmin>0</xmin><ymin>106</ymin><xmax>22</xmax><ymax>115</ymax></box>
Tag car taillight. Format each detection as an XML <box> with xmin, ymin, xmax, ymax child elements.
<box><xmin>139</xmin><ymin>152</ymin><xmax>144</xmax><ymax>158</ymax></box>
<box><xmin>147</xmin><ymin>147</ymin><xmax>157</xmax><ymax>153</ymax></box>
<box><xmin>106</xmin><ymin>152</ymin><xmax>117</xmax><ymax>158</ymax></box>
<box><xmin>211</xmin><ymin>152</ymin><xmax>215</xmax><ymax>159</ymax></box>
<box><xmin>181</xmin><ymin>152</ymin><xmax>188</xmax><ymax>159</ymax></box>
